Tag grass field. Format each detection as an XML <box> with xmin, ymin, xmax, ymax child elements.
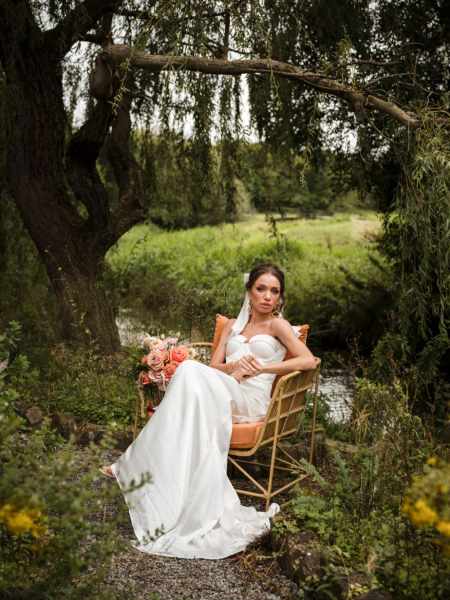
<box><xmin>107</xmin><ymin>211</ymin><xmax>386</xmax><ymax>351</ymax></box>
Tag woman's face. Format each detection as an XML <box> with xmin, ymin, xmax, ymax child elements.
<box><xmin>249</xmin><ymin>273</ymin><xmax>281</xmax><ymax>316</ymax></box>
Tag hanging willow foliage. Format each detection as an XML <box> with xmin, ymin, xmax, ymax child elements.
<box><xmin>374</xmin><ymin>110</ymin><xmax>450</xmax><ymax>422</ymax></box>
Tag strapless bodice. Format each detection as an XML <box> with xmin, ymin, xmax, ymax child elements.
<box><xmin>224</xmin><ymin>332</ymin><xmax>287</xmax><ymax>418</ymax></box>
<box><xmin>225</xmin><ymin>333</ymin><xmax>287</xmax><ymax>364</ymax></box>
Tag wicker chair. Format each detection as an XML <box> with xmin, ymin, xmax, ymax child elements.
<box><xmin>134</xmin><ymin>338</ymin><xmax>321</xmax><ymax>510</ymax></box>
<box><xmin>228</xmin><ymin>363</ymin><xmax>320</xmax><ymax>510</ymax></box>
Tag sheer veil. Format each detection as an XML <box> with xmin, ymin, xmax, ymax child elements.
<box><xmin>231</xmin><ymin>273</ymin><xmax>251</xmax><ymax>336</ymax></box>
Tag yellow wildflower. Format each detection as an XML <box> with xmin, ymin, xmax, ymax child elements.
<box><xmin>6</xmin><ymin>511</ymin><xmax>35</xmax><ymax>535</ymax></box>
<box><xmin>427</xmin><ymin>456</ymin><xmax>438</xmax><ymax>466</ymax></box>
<box><xmin>408</xmin><ymin>499</ymin><xmax>438</xmax><ymax>527</ymax></box>
<box><xmin>0</xmin><ymin>504</ymin><xmax>46</xmax><ymax>538</ymax></box>
<box><xmin>436</xmin><ymin>521</ymin><xmax>450</xmax><ymax>538</ymax></box>
<box><xmin>437</xmin><ymin>483</ymin><xmax>449</xmax><ymax>494</ymax></box>
<box><xmin>0</xmin><ymin>503</ymin><xmax>14</xmax><ymax>521</ymax></box>
<box><xmin>401</xmin><ymin>499</ymin><xmax>412</xmax><ymax>516</ymax></box>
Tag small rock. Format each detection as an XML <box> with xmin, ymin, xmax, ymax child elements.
<box><xmin>75</xmin><ymin>423</ymin><xmax>105</xmax><ymax>446</ymax></box>
<box><xmin>25</xmin><ymin>406</ymin><xmax>44</xmax><ymax>426</ymax></box>
<box><xmin>51</xmin><ymin>412</ymin><xmax>77</xmax><ymax>439</ymax></box>
<box><xmin>277</xmin><ymin>531</ymin><xmax>323</xmax><ymax>584</ymax></box>
<box><xmin>113</xmin><ymin>429</ymin><xmax>133</xmax><ymax>451</ymax></box>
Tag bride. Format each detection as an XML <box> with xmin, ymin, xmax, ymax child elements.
<box><xmin>101</xmin><ymin>263</ymin><xmax>317</xmax><ymax>559</ymax></box>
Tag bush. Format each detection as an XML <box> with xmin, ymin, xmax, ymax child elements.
<box><xmin>38</xmin><ymin>345</ymin><xmax>137</xmax><ymax>425</ymax></box>
<box><xmin>0</xmin><ymin>325</ymin><xmax>129</xmax><ymax>600</ymax></box>
<box><xmin>280</xmin><ymin>380</ymin><xmax>449</xmax><ymax>599</ymax></box>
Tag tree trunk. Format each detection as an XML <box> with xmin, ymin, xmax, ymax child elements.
<box><xmin>46</xmin><ymin>252</ymin><xmax>120</xmax><ymax>350</ymax></box>
<box><xmin>0</xmin><ymin>11</ymin><xmax>122</xmax><ymax>352</ymax></box>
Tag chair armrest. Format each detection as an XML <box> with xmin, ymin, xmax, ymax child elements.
<box><xmin>189</xmin><ymin>342</ymin><xmax>213</xmax><ymax>365</ymax></box>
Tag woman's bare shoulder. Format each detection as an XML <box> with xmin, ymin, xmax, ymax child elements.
<box><xmin>222</xmin><ymin>318</ymin><xmax>236</xmax><ymax>335</ymax></box>
<box><xmin>271</xmin><ymin>317</ymin><xmax>293</xmax><ymax>336</ymax></box>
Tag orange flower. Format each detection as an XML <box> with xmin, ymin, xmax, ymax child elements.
<box><xmin>171</xmin><ymin>346</ymin><xmax>188</xmax><ymax>363</ymax></box>
<box><xmin>163</xmin><ymin>361</ymin><xmax>178</xmax><ymax>380</ymax></box>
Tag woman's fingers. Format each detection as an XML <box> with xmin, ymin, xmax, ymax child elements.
<box><xmin>238</xmin><ymin>356</ymin><xmax>262</xmax><ymax>375</ymax></box>
<box><xmin>249</xmin><ymin>356</ymin><xmax>263</xmax><ymax>370</ymax></box>
<box><xmin>239</xmin><ymin>358</ymin><xmax>257</xmax><ymax>373</ymax></box>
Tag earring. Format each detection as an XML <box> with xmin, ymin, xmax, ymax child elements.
<box><xmin>272</xmin><ymin>302</ymin><xmax>282</xmax><ymax>317</ymax></box>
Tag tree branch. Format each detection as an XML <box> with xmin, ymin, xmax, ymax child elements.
<box><xmin>45</xmin><ymin>0</ymin><xmax>124</xmax><ymax>55</ymax></box>
<box><xmin>117</xmin><ymin>8</ymin><xmax>227</xmax><ymax>21</ymax></box>
<box><xmin>66</xmin><ymin>98</ymin><xmax>113</xmax><ymax>236</ymax></box>
<box><xmin>105</xmin><ymin>85</ymin><xmax>146</xmax><ymax>248</ymax></box>
<box><xmin>102</xmin><ymin>45</ymin><xmax>420</xmax><ymax>129</ymax></box>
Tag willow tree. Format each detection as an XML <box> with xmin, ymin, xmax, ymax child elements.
<box><xmin>0</xmin><ymin>0</ymin><xmax>445</xmax><ymax>352</ymax></box>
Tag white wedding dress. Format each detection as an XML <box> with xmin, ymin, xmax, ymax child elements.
<box><xmin>111</xmin><ymin>331</ymin><xmax>289</xmax><ymax>559</ymax></box>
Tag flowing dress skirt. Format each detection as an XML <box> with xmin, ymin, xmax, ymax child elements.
<box><xmin>111</xmin><ymin>360</ymin><xmax>278</xmax><ymax>559</ymax></box>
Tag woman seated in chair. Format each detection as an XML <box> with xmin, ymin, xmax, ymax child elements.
<box><xmin>101</xmin><ymin>263</ymin><xmax>317</xmax><ymax>559</ymax></box>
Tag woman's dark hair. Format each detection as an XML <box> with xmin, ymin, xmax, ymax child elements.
<box><xmin>245</xmin><ymin>263</ymin><xmax>285</xmax><ymax>309</ymax></box>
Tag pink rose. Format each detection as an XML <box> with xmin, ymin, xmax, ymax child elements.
<box><xmin>147</xmin><ymin>370</ymin><xmax>164</xmax><ymax>385</ymax></box>
<box><xmin>170</xmin><ymin>346</ymin><xmax>188</xmax><ymax>363</ymax></box>
<box><xmin>147</xmin><ymin>349</ymin><xmax>167</xmax><ymax>371</ymax></box>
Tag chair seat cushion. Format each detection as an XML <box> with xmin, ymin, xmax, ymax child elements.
<box><xmin>230</xmin><ymin>421</ymin><xmax>264</xmax><ymax>449</ymax></box>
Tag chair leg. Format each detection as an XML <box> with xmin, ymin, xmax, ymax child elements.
<box><xmin>308</xmin><ymin>370</ymin><xmax>320</xmax><ymax>464</ymax></box>
<box><xmin>266</xmin><ymin>435</ymin><xmax>279</xmax><ymax>511</ymax></box>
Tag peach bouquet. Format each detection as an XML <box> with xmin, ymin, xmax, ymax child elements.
<box><xmin>138</xmin><ymin>335</ymin><xmax>197</xmax><ymax>394</ymax></box>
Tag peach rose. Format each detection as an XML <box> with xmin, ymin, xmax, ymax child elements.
<box><xmin>163</xmin><ymin>361</ymin><xmax>178</xmax><ymax>380</ymax></box>
<box><xmin>142</xmin><ymin>335</ymin><xmax>161</xmax><ymax>352</ymax></box>
<box><xmin>147</xmin><ymin>370</ymin><xmax>164</xmax><ymax>385</ymax></box>
<box><xmin>170</xmin><ymin>346</ymin><xmax>188</xmax><ymax>363</ymax></box>
<box><xmin>141</xmin><ymin>354</ymin><xmax>152</xmax><ymax>366</ymax></box>
<box><xmin>147</xmin><ymin>349</ymin><xmax>167</xmax><ymax>371</ymax></box>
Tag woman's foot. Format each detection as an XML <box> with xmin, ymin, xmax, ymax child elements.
<box><xmin>99</xmin><ymin>465</ymin><xmax>114</xmax><ymax>479</ymax></box>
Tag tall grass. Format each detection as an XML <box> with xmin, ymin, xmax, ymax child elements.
<box><xmin>107</xmin><ymin>212</ymin><xmax>387</xmax><ymax>352</ymax></box>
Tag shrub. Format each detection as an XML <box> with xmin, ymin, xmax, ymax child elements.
<box><xmin>0</xmin><ymin>325</ymin><xmax>130</xmax><ymax>599</ymax></box>
<box><xmin>282</xmin><ymin>380</ymin><xmax>449</xmax><ymax>599</ymax></box>
<box><xmin>37</xmin><ymin>345</ymin><xmax>137</xmax><ymax>425</ymax></box>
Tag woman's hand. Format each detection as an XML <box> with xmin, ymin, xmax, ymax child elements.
<box><xmin>238</xmin><ymin>355</ymin><xmax>263</xmax><ymax>376</ymax></box>
<box><xmin>231</xmin><ymin>355</ymin><xmax>263</xmax><ymax>382</ymax></box>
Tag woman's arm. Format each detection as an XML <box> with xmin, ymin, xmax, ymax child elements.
<box><xmin>209</xmin><ymin>319</ymin><xmax>239</xmax><ymax>375</ymax></box>
<box><xmin>259</xmin><ymin>319</ymin><xmax>318</xmax><ymax>376</ymax></box>
<box><xmin>209</xmin><ymin>320</ymin><xmax>256</xmax><ymax>381</ymax></box>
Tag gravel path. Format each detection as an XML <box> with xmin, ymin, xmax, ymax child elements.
<box><xmin>103</xmin><ymin>451</ymin><xmax>297</xmax><ymax>600</ymax></box>
<box><xmin>108</xmin><ymin>543</ymin><xmax>296</xmax><ymax>600</ymax></box>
